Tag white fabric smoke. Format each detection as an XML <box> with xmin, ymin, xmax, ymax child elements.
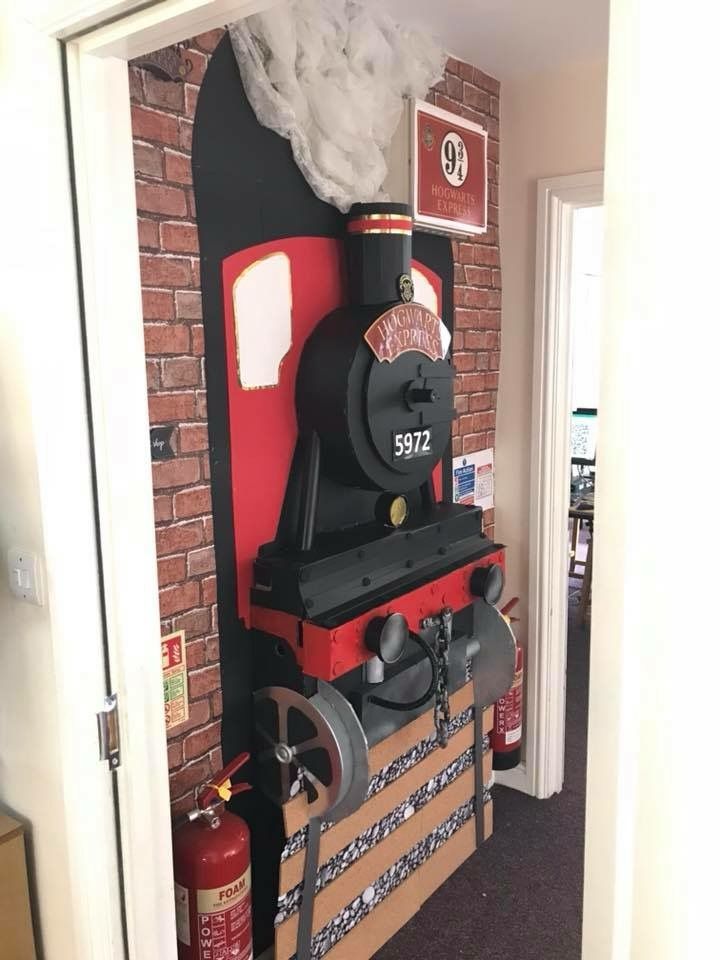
<box><xmin>229</xmin><ymin>0</ymin><xmax>446</xmax><ymax>212</ymax></box>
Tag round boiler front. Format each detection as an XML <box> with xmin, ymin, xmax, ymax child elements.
<box><xmin>296</xmin><ymin>305</ymin><xmax>454</xmax><ymax>492</ymax></box>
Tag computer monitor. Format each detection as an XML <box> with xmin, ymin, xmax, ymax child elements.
<box><xmin>571</xmin><ymin>408</ymin><xmax>598</xmax><ymax>465</ymax></box>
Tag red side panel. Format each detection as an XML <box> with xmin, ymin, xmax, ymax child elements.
<box><xmin>222</xmin><ymin>238</ymin><xmax>344</xmax><ymax>622</ymax></box>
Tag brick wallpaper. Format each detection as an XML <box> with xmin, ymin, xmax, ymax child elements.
<box><xmin>428</xmin><ymin>58</ymin><xmax>501</xmax><ymax>541</ymax></box>
<box><xmin>130</xmin><ymin>35</ymin><xmax>500</xmax><ymax>812</ymax></box>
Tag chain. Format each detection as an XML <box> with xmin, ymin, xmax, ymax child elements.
<box><xmin>422</xmin><ymin>606</ymin><xmax>453</xmax><ymax>748</ymax></box>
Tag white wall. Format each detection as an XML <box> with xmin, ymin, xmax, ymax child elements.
<box><xmin>570</xmin><ymin>205</ymin><xmax>604</xmax><ymax>412</ymax></box>
<box><xmin>495</xmin><ymin>58</ymin><xmax>608</xmax><ymax>642</ymax></box>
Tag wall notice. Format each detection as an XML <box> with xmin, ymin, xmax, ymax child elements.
<box><xmin>452</xmin><ymin>448</ymin><xmax>494</xmax><ymax>510</ymax></box>
<box><xmin>162</xmin><ymin>629</ymin><xmax>189</xmax><ymax>731</ymax></box>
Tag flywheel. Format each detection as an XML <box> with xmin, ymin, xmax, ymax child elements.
<box><xmin>253</xmin><ymin>681</ymin><xmax>369</xmax><ymax>823</ymax></box>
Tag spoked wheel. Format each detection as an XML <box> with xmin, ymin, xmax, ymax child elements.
<box><xmin>253</xmin><ymin>681</ymin><xmax>369</xmax><ymax>823</ymax></box>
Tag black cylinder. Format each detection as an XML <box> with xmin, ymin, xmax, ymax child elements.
<box><xmin>345</xmin><ymin>202</ymin><xmax>413</xmax><ymax>306</ymax></box>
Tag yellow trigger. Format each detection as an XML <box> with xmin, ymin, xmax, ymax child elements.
<box><xmin>216</xmin><ymin>779</ymin><xmax>232</xmax><ymax>801</ymax></box>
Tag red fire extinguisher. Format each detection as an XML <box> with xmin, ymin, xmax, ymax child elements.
<box><xmin>492</xmin><ymin>598</ymin><xmax>523</xmax><ymax>770</ymax></box>
<box><xmin>173</xmin><ymin>752</ymin><xmax>253</xmax><ymax>960</ymax></box>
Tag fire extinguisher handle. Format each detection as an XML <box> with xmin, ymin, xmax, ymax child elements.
<box><xmin>213</xmin><ymin>751</ymin><xmax>251</xmax><ymax>785</ymax></box>
<box><xmin>198</xmin><ymin>751</ymin><xmax>251</xmax><ymax>809</ymax></box>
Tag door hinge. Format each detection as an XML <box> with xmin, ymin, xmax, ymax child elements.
<box><xmin>97</xmin><ymin>693</ymin><xmax>121</xmax><ymax>770</ymax></box>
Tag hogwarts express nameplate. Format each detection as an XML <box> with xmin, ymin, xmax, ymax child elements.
<box><xmin>364</xmin><ymin>302</ymin><xmax>450</xmax><ymax>363</ymax></box>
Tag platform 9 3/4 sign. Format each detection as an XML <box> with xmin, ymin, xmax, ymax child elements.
<box><xmin>413</xmin><ymin>100</ymin><xmax>488</xmax><ymax>236</ymax></box>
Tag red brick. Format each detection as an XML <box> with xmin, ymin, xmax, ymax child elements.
<box><xmin>184</xmin><ymin>83</ymin><xmax>199</xmax><ymax>119</ymax></box>
<box><xmin>137</xmin><ymin>217</ymin><xmax>159</xmax><ymax>249</ymax></box>
<box><xmin>452</xmin><ymin>436</ymin><xmax>461</xmax><ymax>457</ymax></box>
<box><xmin>148</xmin><ymin>391</ymin><xmax>196</xmax><ymax>424</ymax></box>
<box><xmin>457</xmin><ymin>60</ymin><xmax>474</xmax><ymax>82</ymax></box>
<box><xmin>159</xmin><ymin>580</ymin><xmax>199</xmax><ymax>617</ymax></box>
<box><xmin>201</xmin><ymin>452</ymin><xmax>211</xmax><ymax>480</ymax></box>
<box><xmin>487</xmin><ymin>139</ymin><xmax>499</xmax><ymax>163</ymax></box>
<box><xmin>178</xmin><ymin>423</ymin><xmax>208</xmax><ymax>454</ymax></box>
<box><xmin>165</xmin><ymin>150</ymin><xmax>192</xmax><ymax>185</ymax></box>
<box><xmin>211</xmin><ymin>689</ymin><xmax>223</xmax><ymax>718</ymax></box>
<box><xmin>210</xmin><ymin>747</ymin><xmax>223</xmax><ymax>774</ymax></box>
<box><xmin>187</xmin><ymin>189</ymin><xmax>197</xmax><ymax>219</ymax></box>
<box><xmin>457</xmin><ymin>414</ymin><xmax>473</xmax><ymax>436</ymax></box>
<box><xmin>146</xmin><ymin>359</ymin><xmax>160</xmax><ymax>391</ymax></box>
<box><xmin>455</xmin><ymin>394</ymin><xmax>469</xmax><ymax>414</ymax></box>
<box><xmin>460</xmin><ymin>373</ymin><xmax>487</xmax><ymax>394</ymax></box>
<box><xmin>462</xmin><ymin>433</ymin><xmax>486</xmax><ymax>454</ymax></box>
<box><xmin>154</xmin><ymin>494</ymin><xmax>172</xmax><ymax>523</ymax></box>
<box><xmin>446</xmin><ymin>74</ymin><xmax>463</xmax><ymax>100</ymax></box>
<box><xmin>473</xmin><ymin>411</ymin><xmax>496</xmax><ymax>431</ymax></box>
<box><xmin>134</xmin><ymin>140</ymin><xmax>163</xmax><ymax>178</ymax></box>
<box><xmin>140</xmin><ymin>253</ymin><xmax>193</xmax><ymax>288</ymax></box>
<box><xmin>201</xmin><ymin>575</ymin><xmax>217</xmax><ymax>605</ymax></box>
<box><xmin>462</xmin><ymin>83</ymin><xmax>491</xmax><ymax>113</ymax></box>
<box><xmin>203</xmin><ymin>515</ymin><xmax>214</xmax><ymax>543</ymax></box>
<box><xmin>187</xmin><ymin>545</ymin><xmax>215</xmax><ymax>576</ymax></box>
<box><xmin>143</xmin><ymin>72</ymin><xmax>184</xmax><ymax>111</ymax></box>
<box><xmin>185</xmin><ymin>639</ymin><xmax>207</xmax><ymax>670</ymax></box>
<box><xmin>445</xmin><ymin>56</ymin><xmax>461</xmax><ymax>76</ymax></box>
<box><xmin>173</xmin><ymin>606</ymin><xmax>211</xmax><ymax>639</ymax></box>
<box><xmin>464</xmin><ymin>265</ymin><xmax>492</xmax><ymax>287</ymax></box>
<box><xmin>492</xmin><ymin>269</ymin><xmax>502</xmax><ymax>289</ymax></box>
<box><xmin>182</xmin><ymin>49</ymin><xmax>207</xmax><ymax>84</ymax></box>
<box><xmin>474</xmin><ymin>245</ymin><xmax>500</xmax><ymax>267</ymax></box>
<box><xmin>196</xmin><ymin>390</ymin><xmax>207</xmax><ymax>418</ymax></box>
<box><xmin>167</xmin><ymin>742</ymin><xmax>183</xmax><ymax>770</ymax></box>
<box><xmin>490</xmin><ymin>351</ymin><xmax>501</xmax><ymax>370</ymax></box>
<box><xmin>457</xmin><ymin>287</ymin><xmax>501</xmax><ymax>309</ymax></box>
<box><xmin>131</xmin><ymin>105</ymin><xmax>178</xmax><ymax>145</ymax></box>
<box><xmin>179</xmin><ymin>117</ymin><xmax>193</xmax><ymax>151</ymax></box>
<box><xmin>206</xmin><ymin>635</ymin><xmax>219</xmax><ymax>662</ymax></box>
<box><xmin>135</xmin><ymin>180</ymin><xmax>187</xmax><ymax>217</ymax></box>
<box><xmin>453</xmin><ymin>332</ymin><xmax>464</xmax><ymax>350</ymax></box>
<box><xmin>183</xmin><ymin>721</ymin><xmax>221</xmax><ymax>761</ymax></box>
<box><xmin>453</xmin><ymin>352</ymin><xmax>476</xmax><ymax>372</ymax></box>
<box><xmin>469</xmin><ymin>392</ymin><xmax>493</xmax><ymax>412</ymax></box>
<box><xmin>464</xmin><ymin>331</ymin><xmax>488</xmax><ymax>350</ymax></box>
<box><xmin>490</xmin><ymin>96</ymin><xmax>499</xmax><ymax>119</ymax></box>
<box><xmin>169</xmin><ymin>754</ymin><xmax>211</xmax><ymax>800</ymax></box>
<box><xmin>189</xmin><ymin>664</ymin><xmax>221</xmax><ymax>699</ymax></box>
<box><xmin>176</xmin><ymin>290</ymin><xmax>203</xmax><ymax>320</ymax></box>
<box><xmin>144</xmin><ymin>323</ymin><xmax>189</xmax><ymax>355</ymax></box>
<box><xmin>160</xmin><ymin>221</ymin><xmax>199</xmax><ymax>253</ymax></box>
<box><xmin>194</xmin><ymin>29</ymin><xmax>225</xmax><ymax>52</ymax></box>
<box><xmin>488</xmin><ymin>203</ymin><xmax>499</xmax><ymax>227</ymax></box>
<box><xmin>128</xmin><ymin>67</ymin><xmax>144</xmax><ymax>103</ymax></box>
<box><xmin>473</xmin><ymin>67</ymin><xmax>500</xmax><ymax>95</ymax></box>
<box><xmin>157</xmin><ymin>553</ymin><xmax>186</xmax><ymax>587</ymax></box>
<box><xmin>190</xmin><ymin>258</ymin><xmax>200</xmax><ymax>285</ymax></box>
<box><xmin>435</xmin><ymin>94</ymin><xmax>461</xmax><ymax>116</ymax></box>
<box><xmin>174</xmin><ymin>485</ymin><xmax>212</xmax><ymax>519</ymax></box>
<box><xmin>142</xmin><ymin>288</ymin><xmax>175</xmax><ymax>321</ymax></box>
<box><xmin>486</xmin><ymin>372</ymin><xmax>499</xmax><ymax>391</ymax></box>
<box><xmin>457</xmin><ymin>243</ymin><xmax>475</xmax><ymax>264</ymax></box>
<box><xmin>171</xmin><ymin>794</ymin><xmax>197</xmax><ymax>817</ymax></box>
<box><xmin>153</xmin><ymin>456</ymin><xmax>200</xmax><ymax>489</ymax></box>
<box><xmin>161</xmin><ymin>356</ymin><xmax>201</xmax><ymax>388</ymax></box>
<box><xmin>455</xmin><ymin>308</ymin><xmax>480</xmax><ymax>330</ymax></box>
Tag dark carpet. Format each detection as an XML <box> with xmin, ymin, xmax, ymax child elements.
<box><xmin>374</xmin><ymin>618</ymin><xmax>590</xmax><ymax>960</ymax></box>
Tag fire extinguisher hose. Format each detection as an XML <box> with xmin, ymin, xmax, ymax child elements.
<box><xmin>367</xmin><ymin>632</ymin><xmax>438</xmax><ymax>712</ymax></box>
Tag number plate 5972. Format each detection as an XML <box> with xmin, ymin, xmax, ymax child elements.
<box><xmin>392</xmin><ymin>428</ymin><xmax>433</xmax><ymax>461</ymax></box>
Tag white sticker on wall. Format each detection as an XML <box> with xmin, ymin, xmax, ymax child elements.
<box><xmin>233</xmin><ymin>252</ymin><xmax>292</xmax><ymax>389</ymax></box>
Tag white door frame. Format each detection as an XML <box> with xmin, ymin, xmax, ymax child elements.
<box><xmin>524</xmin><ymin>171</ymin><xmax>603</xmax><ymax>799</ymax></box>
<box><xmin>17</xmin><ymin>2</ymin><xmax>275</xmax><ymax>958</ymax></box>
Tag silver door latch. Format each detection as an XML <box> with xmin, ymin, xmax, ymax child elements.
<box><xmin>97</xmin><ymin>693</ymin><xmax>121</xmax><ymax>769</ymax></box>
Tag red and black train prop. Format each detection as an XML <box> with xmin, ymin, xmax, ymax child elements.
<box><xmin>188</xmin><ymin>35</ymin><xmax>517</xmax><ymax>958</ymax></box>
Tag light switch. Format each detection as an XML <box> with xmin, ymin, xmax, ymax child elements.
<box><xmin>7</xmin><ymin>548</ymin><xmax>43</xmax><ymax>606</ymax></box>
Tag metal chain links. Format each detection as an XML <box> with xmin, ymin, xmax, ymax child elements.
<box><xmin>422</xmin><ymin>607</ymin><xmax>453</xmax><ymax>748</ymax></box>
